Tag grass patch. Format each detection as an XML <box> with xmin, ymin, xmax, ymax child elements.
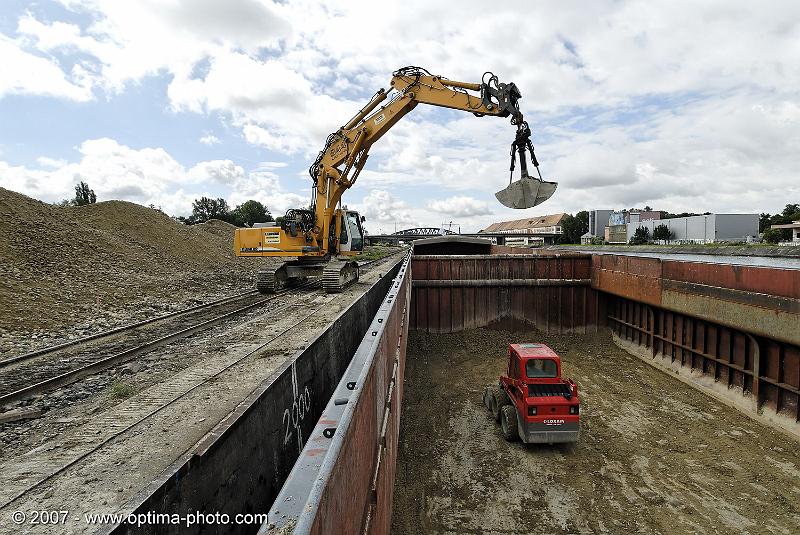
<box><xmin>353</xmin><ymin>245</ymin><xmax>404</xmax><ymax>262</ymax></box>
<box><xmin>110</xmin><ymin>379</ymin><xmax>136</xmax><ymax>399</ymax></box>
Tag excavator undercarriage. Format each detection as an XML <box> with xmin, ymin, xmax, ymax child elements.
<box><xmin>255</xmin><ymin>258</ymin><xmax>359</xmax><ymax>294</ymax></box>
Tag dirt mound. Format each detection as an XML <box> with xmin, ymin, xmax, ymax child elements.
<box><xmin>0</xmin><ymin>187</ymin><xmax>262</xmax><ymax>334</ymax></box>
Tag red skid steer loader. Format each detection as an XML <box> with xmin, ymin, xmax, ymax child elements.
<box><xmin>484</xmin><ymin>343</ymin><xmax>580</xmax><ymax>444</ymax></box>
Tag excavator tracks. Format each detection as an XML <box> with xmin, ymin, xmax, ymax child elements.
<box><xmin>256</xmin><ymin>265</ymin><xmax>288</xmax><ymax>294</ymax></box>
<box><xmin>256</xmin><ymin>270</ymin><xmax>277</xmax><ymax>294</ymax></box>
<box><xmin>322</xmin><ymin>261</ymin><xmax>359</xmax><ymax>293</ymax></box>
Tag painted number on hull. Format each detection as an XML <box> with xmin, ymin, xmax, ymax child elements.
<box><xmin>264</xmin><ymin>232</ymin><xmax>280</xmax><ymax>244</ymax></box>
<box><xmin>283</xmin><ymin>386</ymin><xmax>312</xmax><ymax>451</ymax></box>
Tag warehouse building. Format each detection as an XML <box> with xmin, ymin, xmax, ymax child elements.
<box><xmin>628</xmin><ymin>213</ymin><xmax>759</xmax><ymax>243</ymax></box>
<box><xmin>480</xmin><ymin>213</ymin><xmax>566</xmax><ymax>246</ymax></box>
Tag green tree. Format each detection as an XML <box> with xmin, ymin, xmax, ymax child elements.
<box><xmin>652</xmin><ymin>223</ymin><xmax>673</xmax><ymax>241</ymax></box>
<box><xmin>558</xmin><ymin>211</ymin><xmax>589</xmax><ymax>244</ymax></box>
<box><xmin>191</xmin><ymin>197</ymin><xmax>231</xmax><ymax>223</ymax></box>
<box><xmin>759</xmin><ymin>213</ymin><xmax>772</xmax><ymax>232</ymax></box>
<box><xmin>782</xmin><ymin>203</ymin><xmax>800</xmax><ymax>218</ymax></box>
<box><xmin>73</xmin><ymin>181</ymin><xmax>97</xmax><ymax>206</ymax></box>
<box><xmin>762</xmin><ymin>203</ymin><xmax>800</xmax><ymax>240</ymax></box>
<box><xmin>233</xmin><ymin>200</ymin><xmax>272</xmax><ymax>227</ymax></box>
<box><xmin>762</xmin><ymin>228</ymin><xmax>782</xmax><ymax>244</ymax></box>
<box><xmin>629</xmin><ymin>226</ymin><xmax>650</xmax><ymax>245</ymax></box>
<box><xmin>575</xmin><ymin>210</ymin><xmax>589</xmax><ymax>237</ymax></box>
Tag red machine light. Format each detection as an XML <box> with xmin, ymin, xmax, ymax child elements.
<box><xmin>528</xmin><ymin>406</ymin><xmax>537</xmax><ymax>416</ymax></box>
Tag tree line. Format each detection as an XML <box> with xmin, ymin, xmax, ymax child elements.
<box><xmin>760</xmin><ymin>204</ymin><xmax>800</xmax><ymax>244</ymax></box>
<box><xmin>628</xmin><ymin>224</ymin><xmax>674</xmax><ymax>245</ymax></box>
<box><xmin>55</xmin><ymin>181</ymin><xmax>97</xmax><ymax>207</ymax></box>
<box><xmin>177</xmin><ymin>197</ymin><xmax>273</xmax><ymax>227</ymax></box>
<box><xmin>557</xmin><ymin>211</ymin><xmax>589</xmax><ymax>244</ymax></box>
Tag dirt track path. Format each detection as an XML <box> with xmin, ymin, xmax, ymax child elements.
<box><xmin>392</xmin><ymin>328</ymin><xmax>799</xmax><ymax>535</ymax></box>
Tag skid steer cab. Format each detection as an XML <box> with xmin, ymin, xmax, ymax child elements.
<box><xmin>484</xmin><ymin>343</ymin><xmax>580</xmax><ymax>444</ymax></box>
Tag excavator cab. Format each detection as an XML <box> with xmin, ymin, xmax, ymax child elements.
<box><xmin>337</xmin><ymin>210</ymin><xmax>365</xmax><ymax>254</ymax></box>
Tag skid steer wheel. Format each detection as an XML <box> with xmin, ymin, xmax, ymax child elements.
<box><xmin>491</xmin><ymin>387</ymin><xmax>508</xmax><ymax>422</ymax></box>
<box><xmin>483</xmin><ymin>386</ymin><xmax>494</xmax><ymax>412</ymax></box>
<box><xmin>500</xmin><ymin>405</ymin><xmax>519</xmax><ymax>441</ymax></box>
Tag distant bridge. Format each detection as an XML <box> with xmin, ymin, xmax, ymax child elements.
<box><xmin>392</xmin><ymin>227</ymin><xmax>457</xmax><ymax>237</ymax></box>
<box><xmin>365</xmin><ymin>227</ymin><xmax>561</xmax><ymax>246</ymax></box>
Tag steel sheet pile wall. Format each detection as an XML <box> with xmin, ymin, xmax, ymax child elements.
<box><xmin>411</xmin><ymin>254</ymin><xmax>599</xmax><ymax>333</ymax></box>
<box><xmin>600</xmin><ymin>257</ymin><xmax>800</xmax><ymax>427</ymax></box>
<box><xmin>265</xmin><ymin>254</ymin><xmax>412</xmax><ymax>535</ymax></box>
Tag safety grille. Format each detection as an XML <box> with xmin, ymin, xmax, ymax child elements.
<box><xmin>528</xmin><ymin>383</ymin><xmax>572</xmax><ymax>398</ymax></box>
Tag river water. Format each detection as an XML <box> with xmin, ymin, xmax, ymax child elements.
<box><xmin>573</xmin><ymin>250</ymin><xmax>800</xmax><ymax>270</ymax></box>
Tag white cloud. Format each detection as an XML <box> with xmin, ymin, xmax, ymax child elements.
<box><xmin>352</xmin><ymin>189</ymin><xmax>416</xmax><ymax>233</ymax></box>
<box><xmin>3</xmin><ymin>1</ymin><xmax>800</xmax><ymax>219</ymax></box>
<box><xmin>199</xmin><ymin>134</ymin><xmax>220</xmax><ymax>145</ymax></box>
<box><xmin>0</xmin><ymin>139</ymin><xmax>307</xmax><ymax>216</ymax></box>
<box><xmin>0</xmin><ymin>34</ymin><xmax>92</xmax><ymax>100</ymax></box>
<box><xmin>427</xmin><ymin>196</ymin><xmax>493</xmax><ymax>217</ymax></box>
<box><xmin>227</xmin><ymin>169</ymin><xmax>308</xmax><ymax>215</ymax></box>
<box><xmin>187</xmin><ymin>160</ymin><xmax>245</xmax><ymax>185</ymax></box>
<box><xmin>36</xmin><ymin>156</ymin><xmax>68</xmax><ymax>168</ymax></box>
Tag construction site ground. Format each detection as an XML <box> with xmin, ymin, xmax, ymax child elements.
<box><xmin>392</xmin><ymin>328</ymin><xmax>800</xmax><ymax>535</ymax></box>
<box><xmin>0</xmin><ymin>262</ymin><xmax>396</xmax><ymax>535</ymax></box>
<box><xmin>0</xmin><ymin>187</ymin><xmax>403</xmax><ymax>533</ymax></box>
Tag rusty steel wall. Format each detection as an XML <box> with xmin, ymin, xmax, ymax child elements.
<box><xmin>590</xmin><ymin>254</ymin><xmax>664</xmax><ymax>306</ymax></box>
<box><xmin>309</xmin><ymin>271</ymin><xmax>409</xmax><ymax>535</ymax></box>
<box><xmin>264</xmin><ymin>254</ymin><xmax>412</xmax><ymax>535</ymax></box>
<box><xmin>411</xmin><ymin>254</ymin><xmax>600</xmax><ymax>333</ymax></box>
<box><xmin>593</xmin><ymin>255</ymin><xmax>800</xmax><ymax>346</ymax></box>
<box><xmin>608</xmin><ymin>295</ymin><xmax>800</xmax><ymax>424</ymax></box>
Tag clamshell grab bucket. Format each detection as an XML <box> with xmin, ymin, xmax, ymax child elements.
<box><xmin>495</xmin><ymin>176</ymin><xmax>558</xmax><ymax>209</ymax></box>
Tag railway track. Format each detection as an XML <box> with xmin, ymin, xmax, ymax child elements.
<box><xmin>0</xmin><ymin>289</ymin><xmax>263</xmax><ymax>369</ymax></box>
<box><xmin>0</xmin><ymin>292</ymin><xmax>332</xmax><ymax>510</ymax></box>
<box><xmin>0</xmin><ymin>284</ymin><xmax>318</xmax><ymax>407</ymax></box>
<box><xmin>0</xmin><ymin>255</ymin><xmax>396</xmax><ymax>409</ymax></box>
<box><xmin>0</xmin><ymin>252</ymin><xmax>404</xmax><ymax>510</ymax></box>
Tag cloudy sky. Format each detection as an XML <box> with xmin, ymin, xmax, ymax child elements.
<box><xmin>1</xmin><ymin>1</ymin><xmax>798</xmax><ymax>233</ymax></box>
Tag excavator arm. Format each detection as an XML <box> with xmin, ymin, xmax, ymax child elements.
<box><xmin>308</xmin><ymin>66</ymin><xmax>552</xmax><ymax>256</ymax></box>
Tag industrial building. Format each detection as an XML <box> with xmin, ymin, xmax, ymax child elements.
<box><xmin>581</xmin><ymin>209</ymin><xmax>613</xmax><ymax>244</ymax></box>
<box><xmin>628</xmin><ymin>213</ymin><xmax>759</xmax><ymax>243</ymax></box>
<box><xmin>480</xmin><ymin>213</ymin><xmax>566</xmax><ymax>246</ymax></box>
<box><xmin>604</xmin><ymin>210</ymin><xmax>662</xmax><ymax>244</ymax></box>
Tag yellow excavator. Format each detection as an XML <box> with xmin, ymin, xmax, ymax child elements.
<box><xmin>234</xmin><ymin>66</ymin><xmax>557</xmax><ymax>293</ymax></box>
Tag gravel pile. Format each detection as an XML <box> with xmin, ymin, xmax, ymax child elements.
<box><xmin>0</xmin><ymin>187</ymin><xmax>266</xmax><ymax>346</ymax></box>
